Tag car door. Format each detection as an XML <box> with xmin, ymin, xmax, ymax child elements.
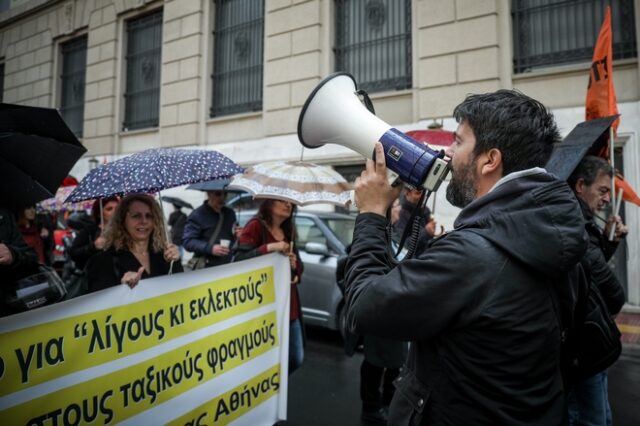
<box><xmin>295</xmin><ymin>216</ymin><xmax>338</xmax><ymax>328</ymax></box>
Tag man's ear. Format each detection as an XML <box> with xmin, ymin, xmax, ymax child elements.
<box><xmin>574</xmin><ymin>178</ymin><xmax>586</xmax><ymax>195</ymax></box>
<box><xmin>479</xmin><ymin>148</ymin><xmax>502</xmax><ymax>176</ymax></box>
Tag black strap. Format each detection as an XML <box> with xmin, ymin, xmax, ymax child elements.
<box><xmin>207</xmin><ymin>212</ymin><xmax>225</xmax><ymax>248</ymax></box>
<box><xmin>356</xmin><ymin>89</ymin><xmax>376</xmax><ymax>114</ymax></box>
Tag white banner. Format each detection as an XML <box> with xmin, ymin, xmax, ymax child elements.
<box><xmin>0</xmin><ymin>254</ymin><xmax>291</xmax><ymax>426</ymax></box>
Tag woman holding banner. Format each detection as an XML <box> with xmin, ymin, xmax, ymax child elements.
<box><xmin>233</xmin><ymin>199</ymin><xmax>304</xmax><ymax>374</ymax></box>
<box><xmin>86</xmin><ymin>193</ymin><xmax>182</xmax><ymax>292</ymax></box>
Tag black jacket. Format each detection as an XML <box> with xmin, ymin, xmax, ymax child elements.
<box><xmin>344</xmin><ymin>170</ymin><xmax>587</xmax><ymax>425</ymax></box>
<box><xmin>578</xmin><ymin>198</ymin><xmax>626</xmax><ymax>315</ymax></box>
<box><xmin>68</xmin><ymin>221</ymin><xmax>101</xmax><ymax>270</ymax></box>
<box><xmin>168</xmin><ymin>210</ymin><xmax>187</xmax><ymax>245</ymax></box>
<box><xmin>86</xmin><ymin>246</ymin><xmax>184</xmax><ymax>293</ymax></box>
<box><xmin>182</xmin><ymin>203</ymin><xmax>236</xmax><ymax>267</ymax></box>
<box><xmin>1</xmin><ymin>208</ymin><xmax>39</xmax><ymax>316</ymax></box>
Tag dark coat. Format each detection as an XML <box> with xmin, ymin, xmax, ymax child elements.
<box><xmin>168</xmin><ymin>210</ymin><xmax>187</xmax><ymax>245</ymax></box>
<box><xmin>0</xmin><ymin>208</ymin><xmax>39</xmax><ymax>316</ymax></box>
<box><xmin>86</xmin><ymin>246</ymin><xmax>184</xmax><ymax>293</ymax></box>
<box><xmin>344</xmin><ymin>170</ymin><xmax>587</xmax><ymax>425</ymax></box>
<box><xmin>182</xmin><ymin>203</ymin><xmax>236</xmax><ymax>267</ymax></box>
<box><xmin>68</xmin><ymin>221</ymin><xmax>100</xmax><ymax>270</ymax></box>
<box><xmin>578</xmin><ymin>198</ymin><xmax>626</xmax><ymax>315</ymax></box>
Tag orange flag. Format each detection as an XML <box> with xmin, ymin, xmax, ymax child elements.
<box><xmin>585</xmin><ymin>6</ymin><xmax>640</xmax><ymax>206</ymax></box>
<box><xmin>586</xmin><ymin>6</ymin><xmax>619</xmax><ymax>134</ymax></box>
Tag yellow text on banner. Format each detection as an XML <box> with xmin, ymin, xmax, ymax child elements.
<box><xmin>1</xmin><ymin>312</ymin><xmax>279</xmax><ymax>425</ymax></box>
<box><xmin>167</xmin><ymin>364</ymin><xmax>281</xmax><ymax>426</ymax></box>
<box><xmin>0</xmin><ymin>268</ymin><xmax>275</xmax><ymax>397</ymax></box>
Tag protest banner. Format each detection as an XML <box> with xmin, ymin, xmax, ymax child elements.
<box><xmin>0</xmin><ymin>253</ymin><xmax>291</xmax><ymax>425</ymax></box>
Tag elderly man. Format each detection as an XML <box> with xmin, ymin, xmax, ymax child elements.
<box><xmin>566</xmin><ymin>155</ymin><xmax>627</xmax><ymax>425</ymax></box>
<box><xmin>182</xmin><ymin>190</ymin><xmax>236</xmax><ymax>268</ymax></box>
<box><xmin>344</xmin><ymin>90</ymin><xmax>587</xmax><ymax>424</ymax></box>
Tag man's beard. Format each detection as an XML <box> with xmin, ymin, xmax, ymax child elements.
<box><xmin>445</xmin><ymin>158</ymin><xmax>477</xmax><ymax>208</ymax></box>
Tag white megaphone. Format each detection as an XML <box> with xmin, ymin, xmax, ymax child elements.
<box><xmin>297</xmin><ymin>72</ymin><xmax>450</xmax><ymax>196</ymax></box>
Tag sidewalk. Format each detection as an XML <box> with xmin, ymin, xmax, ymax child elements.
<box><xmin>617</xmin><ymin>304</ymin><xmax>640</xmax><ymax>348</ymax></box>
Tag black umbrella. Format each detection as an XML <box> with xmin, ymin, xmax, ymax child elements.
<box><xmin>0</xmin><ymin>103</ymin><xmax>86</xmax><ymax>207</ymax></box>
<box><xmin>546</xmin><ymin>115</ymin><xmax>618</xmax><ymax>180</ymax></box>
<box><xmin>161</xmin><ymin>196</ymin><xmax>193</xmax><ymax>210</ymax></box>
<box><xmin>186</xmin><ymin>178</ymin><xmax>242</xmax><ymax>192</ymax></box>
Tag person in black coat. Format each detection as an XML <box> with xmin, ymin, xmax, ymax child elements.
<box><xmin>345</xmin><ymin>90</ymin><xmax>587</xmax><ymax>425</ymax></box>
<box><xmin>0</xmin><ymin>207</ymin><xmax>39</xmax><ymax>317</ymax></box>
<box><xmin>86</xmin><ymin>194</ymin><xmax>182</xmax><ymax>292</ymax></box>
<box><xmin>68</xmin><ymin>196</ymin><xmax>119</xmax><ymax>270</ymax></box>
<box><xmin>566</xmin><ymin>155</ymin><xmax>627</xmax><ymax>425</ymax></box>
<box><xmin>182</xmin><ymin>190</ymin><xmax>236</xmax><ymax>268</ymax></box>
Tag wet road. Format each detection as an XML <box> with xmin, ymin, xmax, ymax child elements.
<box><xmin>280</xmin><ymin>327</ymin><xmax>640</xmax><ymax>426</ymax></box>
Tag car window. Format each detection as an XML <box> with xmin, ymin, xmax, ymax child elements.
<box><xmin>295</xmin><ymin>217</ymin><xmax>327</xmax><ymax>248</ymax></box>
<box><xmin>320</xmin><ymin>218</ymin><xmax>355</xmax><ymax>247</ymax></box>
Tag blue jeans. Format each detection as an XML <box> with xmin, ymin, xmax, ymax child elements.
<box><xmin>289</xmin><ymin>319</ymin><xmax>304</xmax><ymax>374</ymax></box>
<box><xmin>567</xmin><ymin>371</ymin><xmax>612</xmax><ymax>426</ymax></box>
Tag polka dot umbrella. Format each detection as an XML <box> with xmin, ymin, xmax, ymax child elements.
<box><xmin>66</xmin><ymin>148</ymin><xmax>244</xmax><ymax>202</ymax></box>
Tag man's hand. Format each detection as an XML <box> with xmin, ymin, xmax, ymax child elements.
<box><xmin>354</xmin><ymin>142</ymin><xmax>402</xmax><ymax>216</ymax></box>
<box><xmin>121</xmin><ymin>266</ymin><xmax>145</xmax><ymax>288</ymax></box>
<box><xmin>0</xmin><ymin>243</ymin><xmax>14</xmax><ymax>266</ymax></box>
<box><xmin>604</xmin><ymin>215</ymin><xmax>628</xmax><ymax>241</ymax></box>
<box><xmin>212</xmin><ymin>244</ymin><xmax>230</xmax><ymax>256</ymax></box>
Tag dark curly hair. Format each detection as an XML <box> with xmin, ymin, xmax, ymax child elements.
<box><xmin>453</xmin><ymin>89</ymin><xmax>561</xmax><ymax>175</ymax></box>
<box><xmin>256</xmin><ymin>199</ymin><xmax>297</xmax><ymax>242</ymax></box>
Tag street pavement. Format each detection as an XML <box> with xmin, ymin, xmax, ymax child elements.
<box><xmin>280</xmin><ymin>327</ymin><xmax>640</xmax><ymax>426</ymax></box>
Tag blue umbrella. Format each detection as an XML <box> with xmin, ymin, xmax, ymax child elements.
<box><xmin>66</xmin><ymin>148</ymin><xmax>244</xmax><ymax>202</ymax></box>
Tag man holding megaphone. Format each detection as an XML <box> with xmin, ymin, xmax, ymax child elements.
<box><xmin>339</xmin><ymin>90</ymin><xmax>587</xmax><ymax>424</ymax></box>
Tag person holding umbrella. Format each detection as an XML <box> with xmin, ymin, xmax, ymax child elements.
<box><xmin>233</xmin><ymin>199</ymin><xmax>304</xmax><ymax>374</ymax></box>
<box><xmin>86</xmin><ymin>194</ymin><xmax>182</xmax><ymax>291</ymax></box>
<box><xmin>68</xmin><ymin>196</ymin><xmax>119</xmax><ymax>271</ymax></box>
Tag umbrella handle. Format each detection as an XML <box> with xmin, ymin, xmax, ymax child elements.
<box><xmin>169</xmin><ymin>260</ymin><xmax>174</xmax><ymax>275</ymax></box>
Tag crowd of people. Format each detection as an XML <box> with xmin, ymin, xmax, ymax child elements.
<box><xmin>0</xmin><ymin>88</ymin><xmax>630</xmax><ymax>426</ymax></box>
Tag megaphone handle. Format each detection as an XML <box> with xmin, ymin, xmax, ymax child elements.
<box><xmin>351</xmin><ymin>170</ymin><xmax>400</xmax><ymax>208</ymax></box>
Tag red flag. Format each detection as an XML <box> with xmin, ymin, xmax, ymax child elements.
<box><xmin>586</xmin><ymin>6</ymin><xmax>619</xmax><ymax>134</ymax></box>
<box><xmin>585</xmin><ymin>6</ymin><xmax>640</xmax><ymax>206</ymax></box>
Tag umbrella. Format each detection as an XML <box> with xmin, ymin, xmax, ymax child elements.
<box><xmin>187</xmin><ymin>178</ymin><xmax>232</xmax><ymax>192</ymax></box>
<box><xmin>0</xmin><ymin>103</ymin><xmax>87</xmax><ymax>207</ymax></box>
<box><xmin>36</xmin><ymin>186</ymin><xmax>94</xmax><ymax>213</ymax></box>
<box><xmin>228</xmin><ymin>161</ymin><xmax>352</xmax><ymax>206</ymax></box>
<box><xmin>546</xmin><ymin>115</ymin><xmax>618</xmax><ymax>180</ymax></box>
<box><xmin>66</xmin><ymin>148</ymin><xmax>244</xmax><ymax>202</ymax></box>
<box><xmin>161</xmin><ymin>196</ymin><xmax>193</xmax><ymax>210</ymax></box>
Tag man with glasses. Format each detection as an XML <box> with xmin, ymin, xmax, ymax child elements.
<box><xmin>182</xmin><ymin>190</ymin><xmax>237</xmax><ymax>268</ymax></box>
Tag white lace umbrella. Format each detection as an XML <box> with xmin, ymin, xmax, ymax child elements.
<box><xmin>228</xmin><ymin>161</ymin><xmax>352</xmax><ymax>206</ymax></box>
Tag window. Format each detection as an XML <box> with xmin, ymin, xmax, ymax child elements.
<box><xmin>295</xmin><ymin>218</ymin><xmax>327</xmax><ymax>248</ymax></box>
<box><xmin>211</xmin><ymin>0</ymin><xmax>264</xmax><ymax>117</ymax></box>
<box><xmin>123</xmin><ymin>10</ymin><xmax>162</xmax><ymax>130</ymax></box>
<box><xmin>512</xmin><ymin>0</ymin><xmax>637</xmax><ymax>73</ymax></box>
<box><xmin>335</xmin><ymin>0</ymin><xmax>412</xmax><ymax>93</ymax></box>
<box><xmin>60</xmin><ymin>37</ymin><xmax>87</xmax><ymax>138</ymax></box>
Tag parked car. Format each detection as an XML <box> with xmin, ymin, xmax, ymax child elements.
<box><xmin>236</xmin><ymin>210</ymin><xmax>355</xmax><ymax>337</ymax></box>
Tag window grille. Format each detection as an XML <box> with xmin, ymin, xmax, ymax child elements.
<box><xmin>60</xmin><ymin>37</ymin><xmax>87</xmax><ymax>138</ymax></box>
<box><xmin>512</xmin><ymin>0</ymin><xmax>637</xmax><ymax>73</ymax></box>
<box><xmin>123</xmin><ymin>10</ymin><xmax>162</xmax><ymax>130</ymax></box>
<box><xmin>335</xmin><ymin>0</ymin><xmax>412</xmax><ymax>93</ymax></box>
<box><xmin>211</xmin><ymin>0</ymin><xmax>264</xmax><ymax>117</ymax></box>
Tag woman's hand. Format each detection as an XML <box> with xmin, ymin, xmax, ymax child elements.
<box><xmin>94</xmin><ymin>236</ymin><xmax>106</xmax><ymax>250</ymax></box>
<box><xmin>164</xmin><ymin>243</ymin><xmax>180</xmax><ymax>262</ymax></box>
<box><xmin>267</xmin><ymin>241</ymin><xmax>290</xmax><ymax>254</ymax></box>
<box><xmin>121</xmin><ymin>266</ymin><xmax>145</xmax><ymax>289</ymax></box>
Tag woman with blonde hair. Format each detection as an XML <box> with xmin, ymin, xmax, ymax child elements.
<box><xmin>86</xmin><ymin>193</ymin><xmax>182</xmax><ymax>292</ymax></box>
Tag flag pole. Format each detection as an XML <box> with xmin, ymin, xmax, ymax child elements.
<box><xmin>609</xmin><ymin>126</ymin><xmax>616</xmax><ymax>220</ymax></box>
<box><xmin>608</xmin><ymin>188</ymin><xmax>623</xmax><ymax>241</ymax></box>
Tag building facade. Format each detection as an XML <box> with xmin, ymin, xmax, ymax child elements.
<box><xmin>1</xmin><ymin>0</ymin><xmax>638</xmax><ymax>305</ymax></box>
